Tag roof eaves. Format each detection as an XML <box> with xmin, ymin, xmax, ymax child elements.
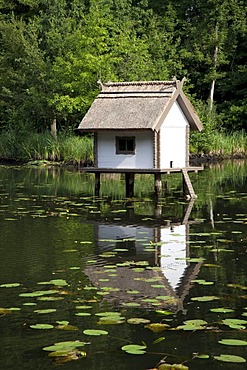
<box><xmin>152</xmin><ymin>88</ymin><xmax>180</xmax><ymax>132</ymax></box>
<box><xmin>178</xmin><ymin>91</ymin><xmax>203</xmax><ymax>131</ymax></box>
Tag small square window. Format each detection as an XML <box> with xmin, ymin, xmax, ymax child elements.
<box><xmin>116</xmin><ymin>136</ymin><xmax>135</xmax><ymax>154</ymax></box>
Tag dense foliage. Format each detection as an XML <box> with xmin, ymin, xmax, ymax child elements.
<box><xmin>0</xmin><ymin>0</ymin><xmax>246</xmax><ymax>134</ymax></box>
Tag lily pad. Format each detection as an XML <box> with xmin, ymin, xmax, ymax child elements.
<box><xmin>30</xmin><ymin>324</ymin><xmax>54</xmax><ymax>329</ymax></box>
<box><xmin>218</xmin><ymin>339</ymin><xmax>247</xmax><ymax>346</ymax></box>
<box><xmin>127</xmin><ymin>318</ymin><xmax>151</xmax><ymax>325</ymax></box>
<box><xmin>43</xmin><ymin>341</ymin><xmax>86</xmax><ymax>352</ymax></box>
<box><xmin>34</xmin><ymin>309</ymin><xmax>57</xmax><ymax>314</ymax></box>
<box><xmin>158</xmin><ymin>364</ymin><xmax>189</xmax><ymax>370</ymax></box>
<box><xmin>191</xmin><ymin>296</ymin><xmax>219</xmax><ymax>302</ymax></box>
<box><xmin>0</xmin><ymin>283</ymin><xmax>21</xmax><ymax>288</ymax></box>
<box><xmin>145</xmin><ymin>323</ymin><xmax>170</xmax><ymax>332</ymax></box>
<box><xmin>214</xmin><ymin>354</ymin><xmax>246</xmax><ymax>363</ymax></box>
<box><xmin>210</xmin><ymin>307</ymin><xmax>234</xmax><ymax>313</ymax></box>
<box><xmin>121</xmin><ymin>344</ymin><xmax>146</xmax><ymax>355</ymax></box>
<box><xmin>83</xmin><ymin>329</ymin><xmax>108</xmax><ymax>336</ymax></box>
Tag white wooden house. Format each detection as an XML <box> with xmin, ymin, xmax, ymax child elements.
<box><xmin>77</xmin><ymin>78</ymin><xmax>203</xmax><ymax>170</ymax></box>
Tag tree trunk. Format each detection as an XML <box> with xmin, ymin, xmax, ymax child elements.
<box><xmin>50</xmin><ymin>118</ymin><xmax>57</xmax><ymax>138</ymax></box>
<box><xmin>209</xmin><ymin>24</ymin><xmax>219</xmax><ymax>112</ymax></box>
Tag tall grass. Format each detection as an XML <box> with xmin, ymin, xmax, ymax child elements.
<box><xmin>190</xmin><ymin>102</ymin><xmax>247</xmax><ymax>156</ymax></box>
<box><xmin>0</xmin><ymin>129</ymin><xmax>94</xmax><ymax>165</ymax></box>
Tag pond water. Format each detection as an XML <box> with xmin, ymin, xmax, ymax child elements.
<box><xmin>0</xmin><ymin>161</ymin><xmax>247</xmax><ymax>370</ymax></box>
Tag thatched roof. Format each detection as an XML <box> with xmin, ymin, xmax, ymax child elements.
<box><xmin>77</xmin><ymin>79</ymin><xmax>203</xmax><ymax>132</ymax></box>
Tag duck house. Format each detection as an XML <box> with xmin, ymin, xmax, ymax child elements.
<box><xmin>77</xmin><ymin>78</ymin><xmax>203</xmax><ymax>198</ymax></box>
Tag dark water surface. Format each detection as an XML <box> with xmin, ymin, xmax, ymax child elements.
<box><xmin>0</xmin><ymin>162</ymin><xmax>246</xmax><ymax>370</ymax></box>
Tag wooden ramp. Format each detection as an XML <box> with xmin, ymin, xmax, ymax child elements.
<box><xmin>181</xmin><ymin>169</ymin><xmax>197</xmax><ymax>199</ymax></box>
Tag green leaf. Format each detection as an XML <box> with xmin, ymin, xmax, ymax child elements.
<box><xmin>218</xmin><ymin>339</ymin><xmax>247</xmax><ymax>346</ymax></box>
<box><xmin>145</xmin><ymin>323</ymin><xmax>170</xmax><ymax>332</ymax></box>
<box><xmin>83</xmin><ymin>329</ymin><xmax>108</xmax><ymax>336</ymax></box>
<box><xmin>210</xmin><ymin>308</ymin><xmax>234</xmax><ymax>313</ymax></box>
<box><xmin>30</xmin><ymin>324</ymin><xmax>54</xmax><ymax>329</ymax></box>
<box><xmin>191</xmin><ymin>296</ymin><xmax>219</xmax><ymax>302</ymax></box>
<box><xmin>43</xmin><ymin>341</ymin><xmax>86</xmax><ymax>352</ymax></box>
<box><xmin>34</xmin><ymin>309</ymin><xmax>57</xmax><ymax>314</ymax></box>
<box><xmin>121</xmin><ymin>344</ymin><xmax>146</xmax><ymax>355</ymax></box>
<box><xmin>0</xmin><ymin>283</ymin><xmax>21</xmax><ymax>288</ymax></box>
<box><xmin>214</xmin><ymin>354</ymin><xmax>246</xmax><ymax>363</ymax></box>
<box><xmin>127</xmin><ymin>318</ymin><xmax>151</xmax><ymax>325</ymax></box>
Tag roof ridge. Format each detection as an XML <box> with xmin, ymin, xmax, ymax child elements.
<box><xmin>103</xmin><ymin>80</ymin><xmax>177</xmax><ymax>87</ymax></box>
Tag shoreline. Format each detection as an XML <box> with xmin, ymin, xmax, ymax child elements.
<box><xmin>0</xmin><ymin>153</ymin><xmax>246</xmax><ymax>168</ymax></box>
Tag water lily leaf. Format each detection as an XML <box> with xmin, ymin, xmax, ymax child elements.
<box><xmin>95</xmin><ymin>312</ymin><xmax>122</xmax><ymax>317</ymax></box>
<box><xmin>37</xmin><ymin>296</ymin><xmax>63</xmax><ymax>301</ymax></box>
<box><xmin>187</xmin><ymin>257</ymin><xmax>205</xmax><ymax>262</ymax></box>
<box><xmin>184</xmin><ymin>319</ymin><xmax>207</xmax><ymax>326</ymax></box>
<box><xmin>195</xmin><ymin>354</ymin><xmax>209</xmax><ymax>359</ymax></box>
<box><xmin>56</xmin><ymin>321</ymin><xmax>69</xmax><ymax>325</ymax></box>
<box><xmin>121</xmin><ymin>344</ymin><xmax>146</xmax><ymax>355</ymax></box>
<box><xmin>122</xmin><ymin>302</ymin><xmax>141</xmax><ymax>307</ymax></box>
<box><xmin>30</xmin><ymin>324</ymin><xmax>54</xmax><ymax>329</ymax></box>
<box><xmin>127</xmin><ymin>290</ymin><xmax>140</xmax><ymax>294</ymax></box>
<box><xmin>57</xmin><ymin>324</ymin><xmax>79</xmax><ymax>331</ymax></box>
<box><xmin>34</xmin><ymin>309</ymin><xmax>57</xmax><ymax>314</ymax></box>
<box><xmin>158</xmin><ymin>364</ymin><xmax>189</xmax><ymax>370</ymax></box>
<box><xmin>0</xmin><ymin>308</ymin><xmax>12</xmax><ymax>315</ymax></box>
<box><xmin>191</xmin><ymin>296</ymin><xmax>219</xmax><ymax>302</ymax></box>
<box><xmin>127</xmin><ymin>318</ymin><xmax>151</xmax><ymax>325</ymax></box>
<box><xmin>145</xmin><ymin>323</ymin><xmax>170</xmax><ymax>332</ymax></box>
<box><xmin>210</xmin><ymin>307</ymin><xmax>234</xmax><ymax>313</ymax></box>
<box><xmin>49</xmin><ymin>279</ymin><xmax>68</xmax><ymax>286</ymax></box>
<box><xmin>152</xmin><ymin>337</ymin><xmax>165</xmax><ymax>345</ymax></box>
<box><xmin>75</xmin><ymin>305</ymin><xmax>92</xmax><ymax>309</ymax></box>
<box><xmin>83</xmin><ymin>329</ymin><xmax>108</xmax><ymax>336</ymax></box>
<box><xmin>222</xmin><ymin>318</ymin><xmax>247</xmax><ymax>328</ymax></box>
<box><xmin>0</xmin><ymin>283</ymin><xmax>21</xmax><ymax>288</ymax></box>
<box><xmin>43</xmin><ymin>341</ymin><xmax>86</xmax><ymax>352</ymax></box>
<box><xmin>156</xmin><ymin>310</ymin><xmax>173</xmax><ymax>316</ymax></box>
<box><xmin>218</xmin><ymin>339</ymin><xmax>247</xmax><ymax>346</ymax></box>
<box><xmin>192</xmin><ymin>279</ymin><xmax>214</xmax><ymax>285</ymax></box>
<box><xmin>151</xmin><ymin>284</ymin><xmax>165</xmax><ymax>288</ymax></box>
<box><xmin>75</xmin><ymin>312</ymin><xmax>91</xmax><ymax>317</ymax></box>
<box><xmin>214</xmin><ymin>354</ymin><xmax>246</xmax><ymax>363</ymax></box>
<box><xmin>19</xmin><ymin>290</ymin><xmax>58</xmax><ymax>297</ymax></box>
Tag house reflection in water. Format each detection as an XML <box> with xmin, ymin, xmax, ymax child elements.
<box><xmin>85</xmin><ymin>200</ymin><xmax>202</xmax><ymax>313</ymax></box>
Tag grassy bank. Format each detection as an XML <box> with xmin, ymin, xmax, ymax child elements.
<box><xmin>0</xmin><ymin>130</ymin><xmax>94</xmax><ymax>166</ymax></box>
<box><xmin>0</xmin><ymin>127</ymin><xmax>246</xmax><ymax>166</ymax></box>
<box><xmin>190</xmin><ymin>129</ymin><xmax>247</xmax><ymax>158</ymax></box>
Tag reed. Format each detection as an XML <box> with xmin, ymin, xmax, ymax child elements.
<box><xmin>0</xmin><ymin>129</ymin><xmax>94</xmax><ymax>165</ymax></box>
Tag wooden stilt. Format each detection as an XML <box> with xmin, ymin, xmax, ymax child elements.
<box><xmin>125</xmin><ymin>173</ymin><xmax>135</xmax><ymax>197</ymax></box>
<box><xmin>182</xmin><ymin>169</ymin><xmax>197</xmax><ymax>199</ymax></box>
<box><xmin>95</xmin><ymin>172</ymin><xmax>101</xmax><ymax>196</ymax></box>
<box><xmin>154</xmin><ymin>173</ymin><xmax>162</xmax><ymax>197</ymax></box>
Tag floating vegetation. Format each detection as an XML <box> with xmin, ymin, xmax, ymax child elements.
<box><xmin>30</xmin><ymin>324</ymin><xmax>54</xmax><ymax>329</ymax></box>
<box><xmin>145</xmin><ymin>323</ymin><xmax>170</xmax><ymax>332</ymax></box>
<box><xmin>214</xmin><ymin>354</ymin><xmax>246</xmax><ymax>363</ymax></box>
<box><xmin>83</xmin><ymin>329</ymin><xmax>108</xmax><ymax>336</ymax></box>
<box><xmin>0</xmin><ymin>283</ymin><xmax>21</xmax><ymax>288</ymax></box>
<box><xmin>218</xmin><ymin>339</ymin><xmax>247</xmax><ymax>346</ymax></box>
<box><xmin>121</xmin><ymin>344</ymin><xmax>146</xmax><ymax>355</ymax></box>
<box><xmin>191</xmin><ymin>296</ymin><xmax>220</xmax><ymax>302</ymax></box>
<box><xmin>210</xmin><ymin>307</ymin><xmax>234</xmax><ymax>313</ymax></box>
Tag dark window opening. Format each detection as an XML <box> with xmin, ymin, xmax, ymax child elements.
<box><xmin>116</xmin><ymin>137</ymin><xmax>135</xmax><ymax>154</ymax></box>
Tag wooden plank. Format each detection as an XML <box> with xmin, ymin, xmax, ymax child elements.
<box><xmin>181</xmin><ymin>169</ymin><xmax>197</xmax><ymax>199</ymax></box>
<box><xmin>81</xmin><ymin>166</ymin><xmax>203</xmax><ymax>175</ymax></box>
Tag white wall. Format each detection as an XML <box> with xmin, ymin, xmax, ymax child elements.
<box><xmin>98</xmin><ymin>224</ymin><xmax>154</xmax><ymax>253</ymax></box>
<box><xmin>160</xmin><ymin>101</ymin><xmax>188</xmax><ymax>168</ymax></box>
<box><xmin>97</xmin><ymin>130</ymin><xmax>153</xmax><ymax>169</ymax></box>
<box><xmin>160</xmin><ymin>224</ymin><xmax>187</xmax><ymax>290</ymax></box>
